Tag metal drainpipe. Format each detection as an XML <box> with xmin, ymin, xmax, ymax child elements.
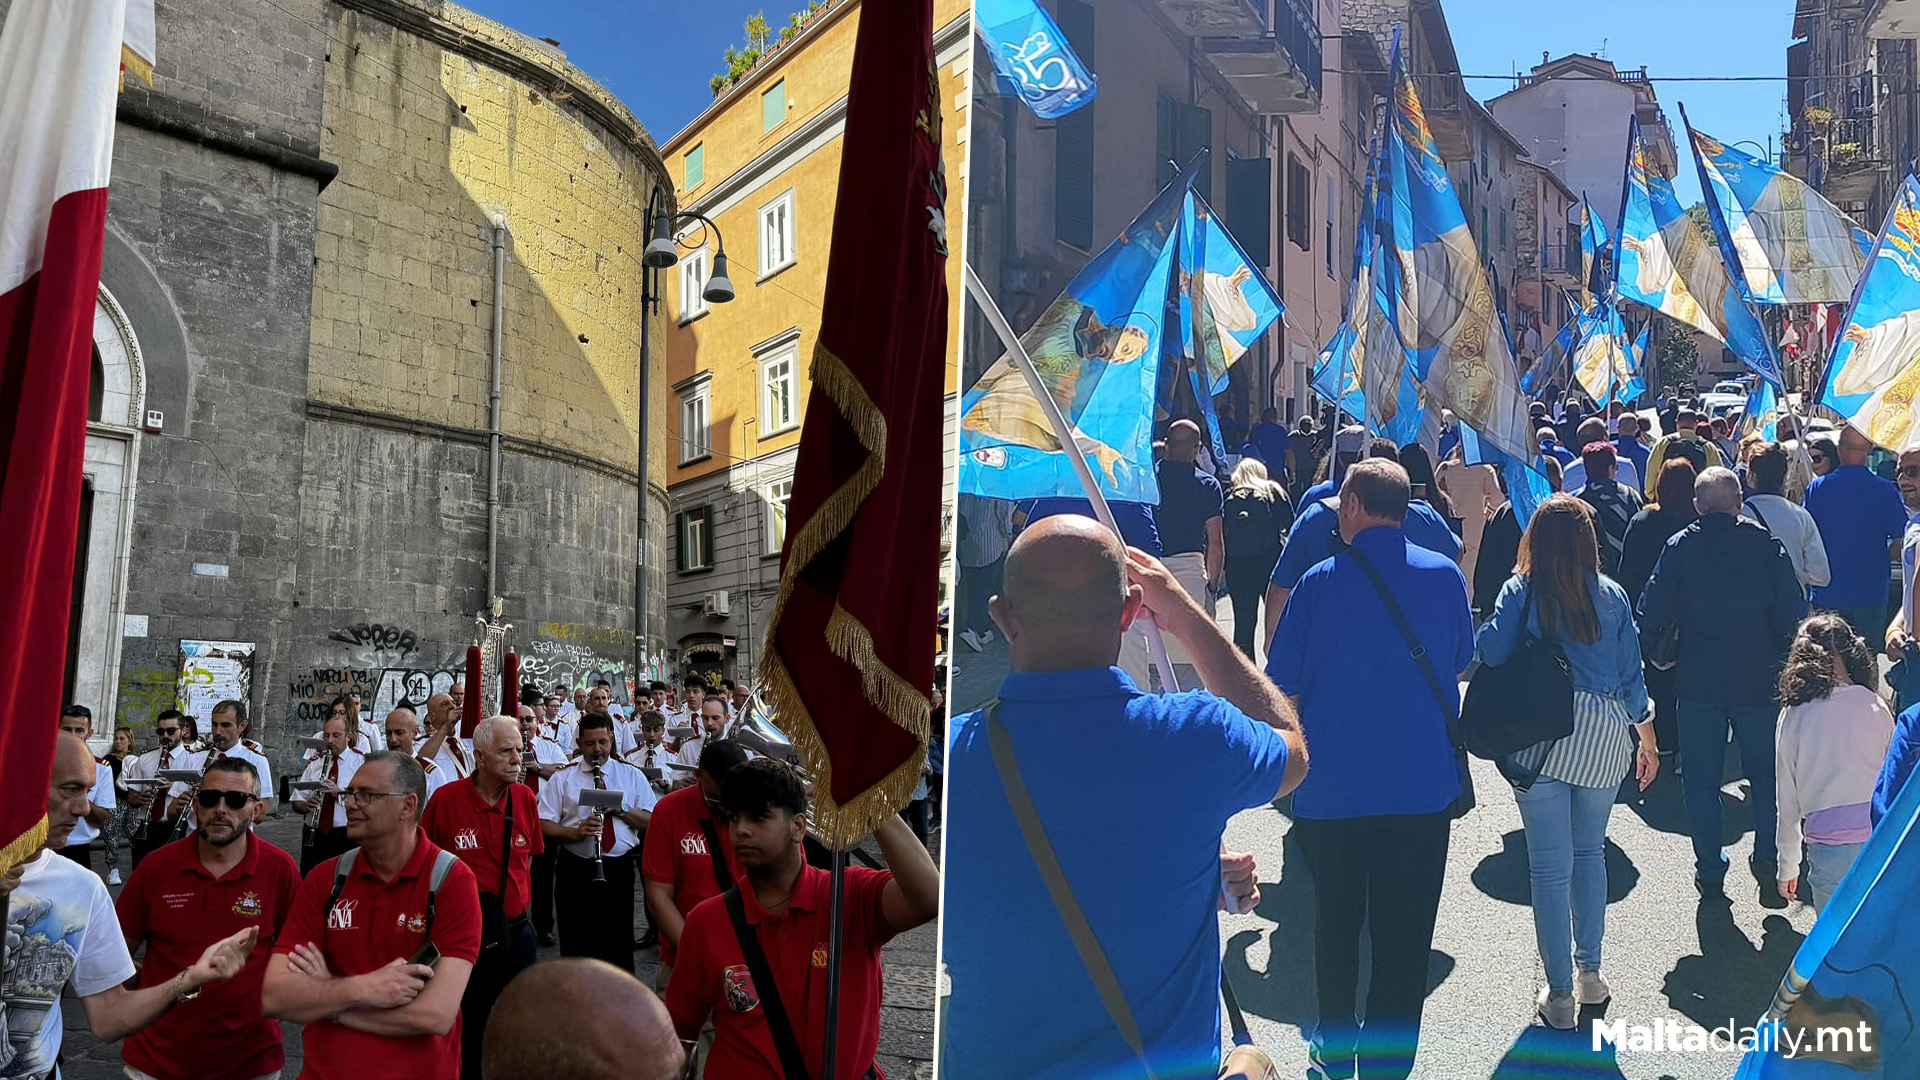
<box><xmin>486</xmin><ymin>222</ymin><xmax>506</xmax><ymax>611</ymax></box>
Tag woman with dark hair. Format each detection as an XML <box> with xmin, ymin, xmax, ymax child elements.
<box><xmin>1476</xmin><ymin>495</ymin><xmax>1658</xmax><ymax>1029</ymax></box>
<box><xmin>104</xmin><ymin>725</ymin><xmax>134</xmax><ymax>885</ymax></box>
<box><xmin>1774</xmin><ymin>614</ymin><xmax>1894</xmax><ymax>912</ymax></box>
<box><xmin>1619</xmin><ymin>459</ymin><xmax>1701</xmax><ymax>763</ymax></box>
<box><xmin>1399</xmin><ymin>443</ymin><xmax>1460</xmax><ymax>534</ymax></box>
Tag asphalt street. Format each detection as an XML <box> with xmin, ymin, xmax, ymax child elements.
<box><xmin>951</xmin><ymin>603</ymin><xmax>1821</xmax><ymax>1080</ymax></box>
<box><xmin>55</xmin><ymin>802</ymin><xmax>938</xmax><ymax>1079</ymax></box>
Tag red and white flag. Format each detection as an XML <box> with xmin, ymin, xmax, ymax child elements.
<box><xmin>0</xmin><ymin>0</ymin><xmax>151</xmax><ymax>875</ymax></box>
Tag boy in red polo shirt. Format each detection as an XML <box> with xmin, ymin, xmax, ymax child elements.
<box><xmin>665</xmin><ymin>759</ymin><xmax>940</xmax><ymax>1080</ymax></box>
<box><xmin>642</xmin><ymin>740</ymin><xmax>749</xmax><ymax>993</ymax></box>
<box><xmin>263</xmin><ymin>751</ymin><xmax>481</xmax><ymax>1080</ymax></box>
<box><xmin>117</xmin><ymin>756</ymin><xmax>301</xmax><ymax>1080</ymax></box>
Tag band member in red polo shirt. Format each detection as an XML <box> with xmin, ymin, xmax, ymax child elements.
<box><xmin>262</xmin><ymin>751</ymin><xmax>482</xmax><ymax>1080</ymax></box>
<box><xmin>666</xmin><ymin>759</ymin><xmax>941</xmax><ymax>1080</ymax></box>
<box><xmin>116</xmin><ymin>756</ymin><xmax>302</xmax><ymax>1080</ymax></box>
<box><xmin>420</xmin><ymin>716</ymin><xmax>543</xmax><ymax>1080</ymax></box>
<box><xmin>642</xmin><ymin>741</ymin><xmax>748</xmax><ymax>994</ymax></box>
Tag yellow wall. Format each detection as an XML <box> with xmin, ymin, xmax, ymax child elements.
<box><xmin>660</xmin><ymin>0</ymin><xmax>969</xmax><ymax>487</ymax></box>
<box><xmin>308</xmin><ymin>3</ymin><xmax>670</xmax><ymax>477</ymax></box>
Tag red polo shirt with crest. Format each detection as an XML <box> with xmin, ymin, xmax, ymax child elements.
<box><xmin>420</xmin><ymin>776</ymin><xmax>544</xmax><ymax>918</ymax></box>
<box><xmin>665</xmin><ymin>863</ymin><xmax>898</xmax><ymax>1080</ymax></box>
<box><xmin>274</xmin><ymin>830</ymin><xmax>482</xmax><ymax>1080</ymax></box>
<box><xmin>641</xmin><ymin>784</ymin><xmax>743</xmax><ymax>967</ymax></box>
<box><xmin>116</xmin><ymin>832</ymin><xmax>301</xmax><ymax>1080</ymax></box>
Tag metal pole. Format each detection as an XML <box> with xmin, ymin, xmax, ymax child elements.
<box><xmin>487</xmin><ymin>223</ymin><xmax>507</xmax><ymax>612</ymax></box>
<box><xmin>637</xmin><ymin>188</ymin><xmax>657</xmax><ymax>687</ymax></box>
<box><xmin>821</xmin><ymin>847</ymin><xmax>848</xmax><ymax>1079</ymax></box>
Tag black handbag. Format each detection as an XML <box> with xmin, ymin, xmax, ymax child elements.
<box><xmin>1639</xmin><ymin>538</ymin><xmax>1683</xmax><ymax>668</ymax></box>
<box><xmin>1347</xmin><ymin>546</ymin><xmax>1475</xmax><ymax>820</ymax></box>
<box><xmin>1459</xmin><ymin>583</ymin><xmax>1574</xmax><ymax>760</ymax></box>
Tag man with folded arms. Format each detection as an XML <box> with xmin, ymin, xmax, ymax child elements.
<box><xmin>263</xmin><ymin>751</ymin><xmax>481</xmax><ymax>1079</ymax></box>
<box><xmin>941</xmin><ymin>514</ymin><xmax>1305</xmax><ymax>1080</ymax></box>
<box><xmin>421</xmin><ymin>716</ymin><xmax>544</xmax><ymax>1080</ymax></box>
<box><xmin>116</xmin><ymin>756</ymin><xmax>301</xmax><ymax>1080</ymax></box>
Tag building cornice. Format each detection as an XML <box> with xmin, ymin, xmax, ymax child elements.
<box><xmin>117</xmin><ymin>90</ymin><xmax>339</xmax><ymax>190</ymax></box>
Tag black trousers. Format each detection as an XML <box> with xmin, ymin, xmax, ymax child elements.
<box><xmin>1225</xmin><ymin>554</ymin><xmax>1280</xmax><ymax>659</ymax></box>
<box><xmin>301</xmin><ymin>826</ymin><xmax>355</xmax><ymax>877</ymax></box>
<box><xmin>129</xmin><ymin>818</ymin><xmax>171</xmax><ymax>868</ymax></box>
<box><xmin>58</xmin><ymin>842</ymin><xmax>93</xmax><ymax>871</ymax></box>
<box><xmin>460</xmin><ymin>916</ymin><xmax>535</xmax><ymax>1080</ymax></box>
<box><xmin>1646</xmin><ymin>661</ymin><xmax>1679</xmax><ymax>762</ymax></box>
<box><xmin>555</xmin><ymin>850</ymin><xmax>636</xmax><ymax>973</ymax></box>
<box><xmin>1292</xmin><ymin>812</ymin><xmax>1451</xmax><ymax>1080</ymax></box>
<box><xmin>530</xmin><ymin>849</ymin><xmax>557</xmax><ymax>937</ymax></box>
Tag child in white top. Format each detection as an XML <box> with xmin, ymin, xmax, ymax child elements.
<box><xmin>1776</xmin><ymin>614</ymin><xmax>1896</xmax><ymax>911</ymax></box>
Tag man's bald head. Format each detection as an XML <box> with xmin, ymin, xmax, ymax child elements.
<box><xmin>483</xmin><ymin>959</ymin><xmax>683</xmax><ymax>1080</ymax></box>
<box><xmin>1840</xmin><ymin>423</ymin><xmax>1875</xmax><ymax>464</ymax></box>
<box><xmin>1166</xmin><ymin>419</ymin><xmax>1202</xmax><ymax>462</ymax></box>
<box><xmin>993</xmin><ymin>514</ymin><xmax>1139</xmax><ymax>672</ymax></box>
<box><xmin>47</xmin><ymin>733</ymin><xmax>98</xmax><ymax>849</ymax></box>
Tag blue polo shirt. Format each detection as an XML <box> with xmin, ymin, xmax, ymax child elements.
<box><xmin>1612</xmin><ymin>434</ymin><xmax>1650</xmax><ymax>484</ymax></box>
<box><xmin>1022</xmin><ymin>498</ymin><xmax>1162</xmax><ymax>558</ymax></box>
<box><xmin>941</xmin><ymin>668</ymin><xmax>1290</xmax><ymax>1080</ymax></box>
<box><xmin>1266</xmin><ymin>526</ymin><xmax>1474</xmax><ymax>819</ymax></box>
<box><xmin>1270</xmin><ymin>498</ymin><xmax>1461</xmax><ymax>591</ymax></box>
<box><xmin>1155</xmin><ymin>460</ymin><xmax>1224</xmax><ymax>558</ymax></box>
<box><xmin>1249</xmin><ymin>421</ymin><xmax>1293</xmax><ymax>477</ymax></box>
<box><xmin>1806</xmin><ymin>465</ymin><xmax>1907</xmax><ymax>609</ymax></box>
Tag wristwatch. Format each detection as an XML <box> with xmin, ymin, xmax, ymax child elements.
<box><xmin>172</xmin><ymin>973</ymin><xmax>201</xmax><ymax>1004</ymax></box>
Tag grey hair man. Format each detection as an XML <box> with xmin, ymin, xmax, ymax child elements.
<box><xmin>1640</xmin><ymin>466</ymin><xmax>1806</xmax><ymax>907</ymax></box>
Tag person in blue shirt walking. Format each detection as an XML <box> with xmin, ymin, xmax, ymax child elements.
<box><xmin>1476</xmin><ymin>495</ymin><xmax>1659</xmax><ymax>1030</ymax></box>
<box><xmin>1248</xmin><ymin>406</ymin><xmax>1296</xmax><ymax>483</ymax></box>
<box><xmin>940</xmin><ymin>514</ymin><xmax>1308</xmax><ymax>1080</ymax></box>
<box><xmin>1266</xmin><ymin>459</ymin><xmax>1474</xmax><ymax>1080</ymax></box>
<box><xmin>1263</xmin><ymin>440</ymin><xmax>1461</xmax><ymax>648</ymax></box>
<box><xmin>1805</xmin><ymin>426</ymin><xmax>1906</xmax><ymax>643</ymax></box>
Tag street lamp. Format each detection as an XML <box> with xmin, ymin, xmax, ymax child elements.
<box><xmin>636</xmin><ymin>183</ymin><xmax>736</xmax><ymax>687</ymax></box>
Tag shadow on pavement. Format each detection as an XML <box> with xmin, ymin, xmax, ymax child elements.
<box><xmin>1619</xmin><ymin>743</ymin><xmax>1765</xmax><ymax>852</ymax></box>
<box><xmin>1662</xmin><ymin>907</ymin><xmax>1802</xmax><ymax>1030</ymax></box>
<box><xmin>1470</xmin><ymin>829</ymin><xmax>1642</xmax><ymax>907</ymax></box>
<box><xmin>1224</xmin><ymin>823</ymin><xmax>1458</xmax><ymax>1038</ymax></box>
<box><xmin>1488</xmin><ymin>1008</ymin><xmax>1631</xmax><ymax>1080</ymax></box>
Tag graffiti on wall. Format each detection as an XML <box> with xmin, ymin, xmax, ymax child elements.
<box><xmin>286</xmin><ymin>669</ymin><xmax>376</xmax><ymax>723</ymax></box>
<box><xmin>326</xmin><ymin>623</ymin><xmax>420</xmax><ymax>669</ymax></box>
<box><xmin>519</xmin><ymin>631</ymin><xmax>632</xmax><ymax>705</ymax></box>
<box><xmin>118</xmin><ymin>666</ymin><xmax>183</xmax><ymax>730</ymax></box>
<box><xmin>178</xmin><ymin>641</ymin><xmax>254</xmax><ymax>726</ymax></box>
<box><xmin>371</xmin><ymin>668</ymin><xmax>462</xmax><ymax>715</ymax></box>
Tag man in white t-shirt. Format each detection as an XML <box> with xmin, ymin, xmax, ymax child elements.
<box><xmin>1</xmin><ymin>735</ymin><xmax>254</xmax><ymax>1080</ymax></box>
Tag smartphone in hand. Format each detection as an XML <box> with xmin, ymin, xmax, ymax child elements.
<box><xmin>409</xmin><ymin>941</ymin><xmax>442</xmax><ymax>969</ymax></box>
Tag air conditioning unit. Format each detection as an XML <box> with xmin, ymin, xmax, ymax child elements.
<box><xmin>702</xmin><ymin>590</ymin><xmax>731</xmax><ymax>618</ymax></box>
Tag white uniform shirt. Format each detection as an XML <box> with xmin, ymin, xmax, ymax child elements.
<box><xmin>417</xmin><ymin>756</ymin><xmax>450</xmax><ymax>802</ymax></box>
<box><xmin>65</xmin><ymin>759</ymin><xmax>117</xmax><ymax>847</ymax></box>
<box><xmin>125</xmin><ymin>745</ymin><xmax>208</xmax><ymax>831</ymax></box>
<box><xmin>430</xmin><ymin>736</ymin><xmax>475</xmax><ymax>781</ymax></box>
<box><xmin>554</xmin><ymin>719</ymin><xmax>579</xmax><ymax>759</ymax></box>
<box><xmin>536</xmin><ymin>758</ymin><xmax>659</xmax><ymax>858</ymax></box>
<box><xmin>295</xmin><ymin>748</ymin><xmax>365</xmax><ymax>830</ymax></box>
<box><xmin>4</xmin><ymin>850</ymin><xmax>137</xmax><ymax>1074</ymax></box>
<box><xmin>181</xmin><ymin>741</ymin><xmax>273</xmax><ymax>835</ymax></box>
<box><xmin>302</xmin><ymin>725</ymin><xmax>378</xmax><ymax>761</ymax></box>
<box><xmin>622</xmin><ymin>740</ymin><xmax>677</xmax><ymax>795</ymax></box>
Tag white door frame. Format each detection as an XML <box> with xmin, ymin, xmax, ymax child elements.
<box><xmin>72</xmin><ymin>285</ymin><xmax>146</xmax><ymax>738</ymax></box>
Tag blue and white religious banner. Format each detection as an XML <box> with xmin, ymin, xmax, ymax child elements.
<box><xmin>975</xmin><ymin>0</ymin><xmax>1096</xmax><ymax>119</ymax></box>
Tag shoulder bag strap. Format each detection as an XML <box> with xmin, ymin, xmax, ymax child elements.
<box><xmin>1744</xmin><ymin>497</ymin><xmax>1774</xmax><ymax>535</ymax></box>
<box><xmin>723</xmin><ymin>886</ymin><xmax>813</xmax><ymax>1080</ymax></box>
<box><xmin>1346</xmin><ymin>546</ymin><xmax>1463</xmax><ymax>750</ymax></box>
<box><xmin>986</xmin><ymin>704</ymin><xmax>1160</xmax><ymax>1080</ymax></box>
<box><xmin>498</xmin><ymin>787</ymin><xmax>515</xmax><ymax>899</ymax></box>
<box><xmin>698</xmin><ymin>816</ymin><xmax>734</xmax><ymax>890</ymax></box>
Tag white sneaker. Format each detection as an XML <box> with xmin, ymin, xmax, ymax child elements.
<box><xmin>107</xmin><ymin>868</ymin><xmax>121</xmax><ymax>886</ymax></box>
<box><xmin>1576</xmin><ymin>967</ymin><xmax>1611</xmax><ymax>1006</ymax></box>
<box><xmin>961</xmin><ymin>629</ymin><xmax>983</xmax><ymax>653</ymax></box>
<box><xmin>980</xmin><ymin>629</ymin><xmax>995</xmax><ymax>646</ymax></box>
<box><xmin>1538</xmin><ymin>986</ymin><xmax>1576</xmax><ymax>1030</ymax></box>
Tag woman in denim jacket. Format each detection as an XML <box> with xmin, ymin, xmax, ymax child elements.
<box><xmin>1476</xmin><ymin>495</ymin><xmax>1660</xmax><ymax>1029</ymax></box>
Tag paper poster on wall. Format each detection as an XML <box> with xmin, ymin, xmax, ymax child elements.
<box><xmin>177</xmin><ymin>640</ymin><xmax>254</xmax><ymax>724</ymax></box>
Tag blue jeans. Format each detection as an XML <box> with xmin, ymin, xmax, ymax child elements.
<box><xmin>1677</xmin><ymin>700</ymin><xmax>1779</xmax><ymax>881</ymax></box>
<box><xmin>1805</xmin><ymin>841</ymin><xmax>1864</xmax><ymax>914</ymax></box>
<box><xmin>1515</xmin><ymin>778</ymin><xmax>1616</xmax><ymax>991</ymax></box>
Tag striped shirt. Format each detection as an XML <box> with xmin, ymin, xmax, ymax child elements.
<box><xmin>1510</xmin><ymin>690</ymin><xmax>1635</xmax><ymax>790</ymax></box>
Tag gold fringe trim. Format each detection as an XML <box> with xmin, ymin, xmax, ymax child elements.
<box><xmin>0</xmin><ymin>815</ymin><xmax>48</xmax><ymax>879</ymax></box>
<box><xmin>120</xmin><ymin>46</ymin><xmax>154</xmax><ymax>91</ymax></box>
<box><xmin>757</xmin><ymin>341</ymin><xmax>934</xmax><ymax>848</ymax></box>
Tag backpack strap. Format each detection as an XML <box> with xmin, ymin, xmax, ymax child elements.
<box><xmin>1744</xmin><ymin>497</ymin><xmax>1775</xmax><ymax>535</ymax></box>
<box><xmin>323</xmin><ymin>848</ymin><xmax>359</xmax><ymax>918</ymax></box>
<box><xmin>424</xmin><ymin>849</ymin><xmax>458</xmax><ymax>939</ymax></box>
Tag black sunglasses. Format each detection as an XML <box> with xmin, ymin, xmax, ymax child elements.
<box><xmin>156</xmin><ymin>726</ymin><xmax>180</xmax><ymax>736</ymax></box>
<box><xmin>196</xmin><ymin>789</ymin><xmax>256</xmax><ymax>810</ymax></box>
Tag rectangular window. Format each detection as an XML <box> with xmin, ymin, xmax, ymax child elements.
<box><xmin>762</xmin><ymin>79</ymin><xmax>787</xmax><ymax>133</ymax></box>
<box><xmin>677</xmin><ymin>506</ymin><xmax>713</xmax><ymax>573</ymax></box>
<box><xmin>766</xmin><ymin>479</ymin><xmax>792</xmax><ymax>555</ymax></box>
<box><xmin>1479</xmin><ymin>206</ymin><xmax>1489</xmax><ymax>261</ymax></box>
<box><xmin>759</xmin><ymin>190</ymin><xmax>796</xmax><ymax>277</ymax></box>
<box><xmin>1325</xmin><ymin>180</ymin><xmax>1337</xmax><ymax>277</ymax></box>
<box><xmin>1053</xmin><ymin>0</ymin><xmax>1096</xmax><ymax>249</ymax></box>
<box><xmin>685</xmin><ymin>143</ymin><xmax>704</xmax><ymax>190</ymax></box>
<box><xmin>679</xmin><ymin>246</ymin><xmax>709</xmax><ymax>322</ymax></box>
<box><xmin>679</xmin><ymin>385</ymin><xmax>710</xmax><ymax>464</ymax></box>
<box><xmin>1286</xmin><ymin>155</ymin><xmax>1311</xmax><ymax>252</ymax></box>
<box><xmin>761</xmin><ymin>346</ymin><xmax>798</xmax><ymax>434</ymax></box>
<box><xmin>1500</xmin><ymin>209</ymin><xmax>1509</xmax><ymax>248</ymax></box>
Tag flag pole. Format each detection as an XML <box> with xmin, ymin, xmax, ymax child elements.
<box><xmin>962</xmin><ymin>263</ymin><xmax>1183</xmax><ymax>691</ymax></box>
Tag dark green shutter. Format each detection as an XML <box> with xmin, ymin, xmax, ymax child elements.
<box><xmin>1180</xmin><ymin>103</ymin><xmax>1213</xmax><ymax>202</ymax></box>
<box><xmin>1224</xmin><ymin>156</ymin><xmax>1271</xmax><ymax>266</ymax></box>
<box><xmin>1054</xmin><ymin>0</ymin><xmax>1096</xmax><ymax>249</ymax></box>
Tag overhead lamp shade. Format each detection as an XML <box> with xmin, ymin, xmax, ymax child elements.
<box><xmin>643</xmin><ymin>213</ymin><xmax>678</xmax><ymax>268</ymax></box>
<box><xmin>703</xmin><ymin>252</ymin><xmax>736</xmax><ymax>304</ymax></box>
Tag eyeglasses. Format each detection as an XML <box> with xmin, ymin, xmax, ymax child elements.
<box><xmin>156</xmin><ymin>727</ymin><xmax>179</xmax><ymax>736</ymax></box>
<box><xmin>196</xmin><ymin>789</ymin><xmax>257</xmax><ymax>810</ymax></box>
<box><xmin>1901</xmin><ymin>466</ymin><xmax>1920</xmax><ymax>479</ymax></box>
<box><xmin>340</xmin><ymin>789</ymin><xmax>410</xmax><ymax>807</ymax></box>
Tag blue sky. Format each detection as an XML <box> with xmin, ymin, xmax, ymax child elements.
<box><xmin>456</xmin><ymin>0</ymin><xmax>802</xmax><ymax>144</ymax></box>
<box><xmin>1448</xmin><ymin>0</ymin><xmax>1799</xmax><ymax>206</ymax></box>
<box><xmin>459</xmin><ymin>0</ymin><xmax>1798</xmax><ymax>203</ymax></box>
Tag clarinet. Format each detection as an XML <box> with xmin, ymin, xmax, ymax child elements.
<box><xmin>590</xmin><ymin>763</ymin><xmax>608</xmax><ymax>885</ymax></box>
<box><xmin>303</xmin><ymin>749</ymin><xmax>334</xmax><ymax>859</ymax></box>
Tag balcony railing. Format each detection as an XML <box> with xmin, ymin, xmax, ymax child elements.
<box><xmin>1274</xmin><ymin>0</ymin><xmax>1323</xmax><ymax>98</ymax></box>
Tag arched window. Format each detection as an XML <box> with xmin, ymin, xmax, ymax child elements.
<box><xmin>89</xmin><ymin>344</ymin><xmax>105</xmax><ymax>422</ymax></box>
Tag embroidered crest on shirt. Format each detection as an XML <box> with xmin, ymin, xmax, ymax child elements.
<box><xmin>328</xmin><ymin>899</ymin><xmax>357</xmax><ymax>930</ymax></box>
<box><xmin>723</xmin><ymin>964</ymin><xmax>760</xmax><ymax>1012</ymax></box>
<box><xmin>513</xmin><ymin>830</ymin><xmax>529</xmax><ymax>848</ymax></box>
<box><xmin>812</xmin><ymin>946</ymin><xmax>828</xmax><ymax>969</ymax></box>
<box><xmin>395</xmin><ymin>912</ymin><xmax>428</xmax><ymax>934</ymax></box>
<box><xmin>232</xmin><ymin>891</ymin><xmax>263</xmax><ymax>917</ymax></box>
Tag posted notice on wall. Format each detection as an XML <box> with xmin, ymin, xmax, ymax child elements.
<box><xmin>178</xmin><ymin>640</ymin><xmax>255</xmax><ymax>724</ymax></box>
